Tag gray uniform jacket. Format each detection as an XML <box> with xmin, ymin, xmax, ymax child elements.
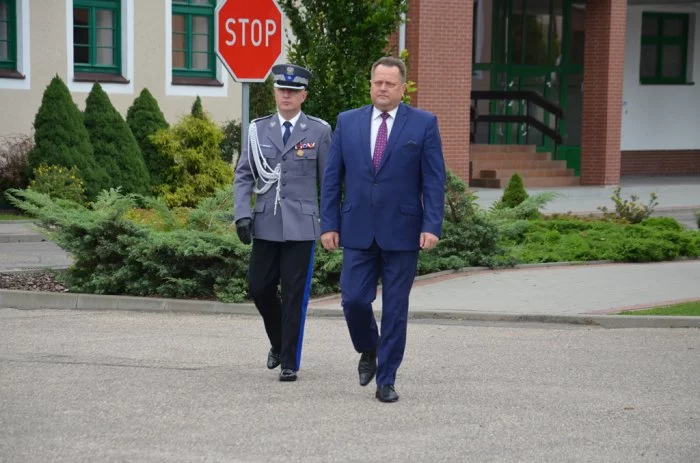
<box><xmin>234</xmin><ymin>112</ymin><xmax>331</xmax><ymax>242</ymax></box>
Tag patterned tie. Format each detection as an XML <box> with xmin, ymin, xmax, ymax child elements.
<box><xmin>372</xmin><ymin>112</ymin><xmax>390</xmax><ymax>172</ymax></box>
<box><xmin>282</xmin><ymin>121</ymin><xmax>292</xmax><ymax>145</ymax></box>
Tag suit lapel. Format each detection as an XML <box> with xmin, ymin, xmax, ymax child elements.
<box><xmin>377</xmin><ymin>103</ymin><xmax>408</xmax><ymax>174</ymax></box>
<box><xmin>359</xmin><ymin>105</ymin><xmax>373</xmax><ymax>174</ymax></box>
<box><xmin>267</xmin><ymin>116</ymin><xmax>284</xmax><ymax>153</ymax></box>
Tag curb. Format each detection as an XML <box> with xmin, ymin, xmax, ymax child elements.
<box><xmin>2</xmin><ymin>289</ymin><xmax>699</xmax><ymax>329</ymax></box>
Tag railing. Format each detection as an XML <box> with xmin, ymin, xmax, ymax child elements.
<box><xmin>470</xmin><ymin>90</ymin><xmax>564</xmax><ymax>159</ymax></box>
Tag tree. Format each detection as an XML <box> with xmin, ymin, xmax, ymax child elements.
<box><xmin>84</xmin><ymin>83</ymin><xmax>150</xmax><ymax>195</ymax></box>
<box><xmin>279</xmin><ymin>0</ymin><xmax>407</xmax><ymax>127</ymax></box>
<box><xmin>126</xmin><ymin>88</ymin><xmax>171</xmax><ymax>189</ymax></box>
<box><xmin>27</xmin><ymin>75</ymin><xmax>108</xmax><ymax>199</ymax></box>
<box><xmin>499</xmin><ymin>173</ymin><xmax>529</xmax><ymax>208</ymax></box>
<box><xmin>151</xmin><ymin>112</ymin><xmax>233</xmax><ymax>207</ymax></box>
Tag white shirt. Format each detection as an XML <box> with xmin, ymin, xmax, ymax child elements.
<box><xmin>278</xmin><ymin>112</ymin><xmax>301</xmax><ymax>140</ymax></box>
<box><xmin>370</xmin><ymin>106</ymin><xmax>398</xmax><ymax>157</ymax></box>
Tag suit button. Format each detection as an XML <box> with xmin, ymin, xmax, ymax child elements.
<box><xmin>282</xmin><ymin>155</ymin><xmax>287</xmax><ymax>161</ymax></box>
<box><xmin>281</xmin><ymin>196</ymin><xmax>285</xmax><ymax>199</ymax></box>
<box><xmin>282</xmin><ymin>183</ymin><xmax>287</xmax><ymax>187</ymax></box>
<box><xmin>373</xmin><ymin>182</ymin><xmax>379</xmax><ymax>186</ymax></box>
<box><xmin>283</xmin><ymin>170</ymin><xmax>288</xmax><ymax>174</ymax></box>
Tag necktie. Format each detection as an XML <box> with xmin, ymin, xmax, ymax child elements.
<box><xmin>373</xmin><ymin>112</ymin><xmax>389</xmax><ymax>172</ymax></box>
<box><xmin>282</xmin><ymin>121</ymin><xmax>292</xmax><ymax>146</ymax></box>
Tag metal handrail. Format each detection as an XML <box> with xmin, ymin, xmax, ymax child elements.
<box><xmin>470</xmin><ymin>90</ymin><xmax>564</xmax><ymax>157</ymax></box>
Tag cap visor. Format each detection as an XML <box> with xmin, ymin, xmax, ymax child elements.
<box><xmin>274</xmin><ymin>82</ymin><xmax>306</xmax><ymax>90</ymax></box>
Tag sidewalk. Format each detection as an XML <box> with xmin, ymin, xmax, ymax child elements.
<box><xmin>1</xmin><ymin>176</ymin><xmax>699</xmax><ymax>327</ymax></box>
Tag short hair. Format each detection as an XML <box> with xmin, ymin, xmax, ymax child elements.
<box><xmin>371</xmin><ymin>56</ymin><xmax>406</xmax><ymax>83</ymax></box>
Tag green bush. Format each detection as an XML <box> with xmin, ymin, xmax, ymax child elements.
<box><xmin>695</xmin><ymin>210</ymin><xmax>700</xmax><ymax>229</ymax></box>
<box><xmin>5</xmin><ymin>187</ymin><xmax>250</xmax><ymax>302</ymax></box>
<box><xmin>418</xmin><ymin>170</ymin><xmax>501</xmax><ymax>273</ymax></box>
<box><xmin>84</xmin><ymin>83</ymin><xmax>151</xmax><ymax>195</ymax></box>
<box><xmin>29</xmin><ymin>164</ymin><xmax>86</xmax><ymax>203</ymax></box>
<box><xmin>496</xmin><ymin>173</ymin><xmax>528</xmax><ymax>209</ymax></box>
<box><xmin>597</xmin><ymin>187</ymin><xmax>658</xmax><ymax>224</ymax></box>
<box><xmin>151</xmin><ymin>112</ymin><xmax>233</xmax><ymax>207</ymax></box>
<box><xmin>220</xmin><ymin>120</ymin><xmax>241</xmax><ymax>164</ymax></box>
<box><xmin>27</xmin><ymin>75</ymin><xmax>108</xmax><ymax>199</ymax></box>
<box><xmin>126</xmin><ymin>88</ymin><xmax>170</xmax><ymax>189</ymax></box>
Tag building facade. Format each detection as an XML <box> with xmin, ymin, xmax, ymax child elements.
<box><xmin>1</xmin><ymin>0</ymin><xmax>698</xmax><ymax>186</ymax></box>
<box><xmin>403</xmin><ymin>0</ymin><xmax>700</xmax><ymax>186</ymax></box>
<box><xmin>0</xmin><ymin>0</ymin><xmax>241</xmax><ymax>139</ymax></box>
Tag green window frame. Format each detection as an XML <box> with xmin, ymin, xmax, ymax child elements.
<box><xmin>0</xmin><ymin>0</ymin><xmax>17</xmax><ymax>70</ymax></box>
<box><xmin>640</xmin><ymin>12</ymin><xmax>689</xmax><ymax>85</ymax></box>
<box><xmin>73</xmin><ymin>0</ymin><xmax>121</xmax><ymax>75</ymax></box>
<box><xmin>172</xmin><ymin>0</ymin><xmax>216</xmax><ymax>80</ymax></box>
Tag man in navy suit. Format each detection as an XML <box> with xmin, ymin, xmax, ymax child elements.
<box><xmin>320</xmin><ymin>56</ymin><xmax>446</xmax><ymax>402</ymax></box>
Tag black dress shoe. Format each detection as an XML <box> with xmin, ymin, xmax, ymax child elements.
<box><xmin>279</xmin><ymin>368</ymin><xmax>297</xmax><ymax>382</ymax></box>
<box><xmin>375</xmin><ymin>385</ymin><xmax>399</xmax><ymax>402</ymax></box>
<box><xmin>267</xmin><ymin>348</ymin><xmax>281</xmax><ymax>369</ymax></box>
<box><xmin>358</xmin><ymin>350</ymin><xmax>377</xmax><ymax>386</ymax></box>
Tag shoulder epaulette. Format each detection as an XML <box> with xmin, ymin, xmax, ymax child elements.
<box><xmin>307</xmin><ymin>115</ymin><xmax>330</xmax><ymax>127</ymax></box>
<box><xmin>252</xmin><ymin>114</ymin><xmax>274</xmax><ymax>123</ymax></box>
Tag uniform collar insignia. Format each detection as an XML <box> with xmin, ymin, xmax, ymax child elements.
<box><xmin>299</xmin><ymin>122</ymin><xmax>306</xmax><ymax>130</ymax></box>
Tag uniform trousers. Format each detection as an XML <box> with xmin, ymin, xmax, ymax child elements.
<box><xmin>248</xmin><ymin>238</ymin><xmax>315</xmax><ymax>371</ymax></box>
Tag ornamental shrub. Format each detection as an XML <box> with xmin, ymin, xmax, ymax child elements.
<box><xmin>27</xmin><ymin>75</ymin><xmax>108</xmax><ymax>199</ymax></box>
<box><xmin>29</xmin><ymin>164</ymin><xmax>86</xmax><ymax>203</ymax></box>
<box><xmin>84</xmin><ymin>83</ymin><xmax>150</xmax><ymax>195</ymax></box>
<box><xmin>126</xmin><ymin>88</ymin><xmax>170</xmax><ymax>189</ymax></box>
<box><xmin>496</xmin><ymin>173</ymin><xmax>529</xmax><ymax>209</ymax></box>
<box><xmin>597</xmin><ymin>187</ymin><xmax>658</xmax><ymax>224</ymax></box>
<box><xmin>151</xmin><ymin>113</ymin><xmax>233</xmax><ymax>207</ymax></box>
<box><xmin>0</xmin><ymin>134</ymin><xmax>32</xmax><ymax>209</ymax></box>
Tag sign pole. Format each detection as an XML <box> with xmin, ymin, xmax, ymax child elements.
<box><xmin>241</xmin><ymin>82</ymin><xmax>250</xmax><ymax>161</ymax></box>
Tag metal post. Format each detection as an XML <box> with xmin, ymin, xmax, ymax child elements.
<box><xmin>241</xmin><ymin>82</ymin><xmax>250</xmax><ymax>159</ymax></box>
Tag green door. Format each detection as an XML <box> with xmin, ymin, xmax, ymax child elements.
<box><xmin>475</xmin><ymin>0</ymin><xmax>585</xmax><ymax>172</ymax></box>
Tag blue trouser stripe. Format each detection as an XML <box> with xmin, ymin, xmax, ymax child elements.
<box><xmin>295</xmin><ymin>241</ymin><xmax>316</xmax><ymax>370</ymax></box>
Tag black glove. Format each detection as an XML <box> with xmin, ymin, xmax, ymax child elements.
<box><xmin>236</xmin><ymin>218</ymin><xmax>252</xmax><ymax>245</ymax></box>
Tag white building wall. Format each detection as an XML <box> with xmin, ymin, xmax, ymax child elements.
<box><xmin>621</xmin><ymin>4</ymin><xmax>700</xmax><ymax>150</ymax></box>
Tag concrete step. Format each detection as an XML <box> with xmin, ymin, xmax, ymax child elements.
<box><xmin>470</xmin><ymin>152</ymin><xmax>552</xmax><ymax>161</ymax></box>
<box><xmin>480</xmin><ymin>168</ymin><xmax>575</xmax><ymax>180</ymax></box>
<box><xmin>471</xmin><ymin>144</ymin><xmax>537</xmax><ymax>154</ymax></box>
<box><xmin>471</xmin><ymin>159</ymin><xmax>568</xmax><ymax>170</ymax></box>
<box><xmin>522</xmin><ymin>176</ymin><xmax>581</xmax><ymax>187</ymax></box>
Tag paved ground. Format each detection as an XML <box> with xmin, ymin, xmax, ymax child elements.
<box><xmin>1</xmin><ymin>309</ymin><xmax>699</xmax><ymax>462</ymax></box>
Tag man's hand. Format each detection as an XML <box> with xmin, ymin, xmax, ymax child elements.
<box><xmin>321</xmin><ymin>231</ymin><xmax>340</xmax><ymax>251</ymax></box>
<box><xmin>420</xmin><ymin>232</ymin><xmax>439</xmax><ymax>250</ymax></box>
<box><xmin>236</xmin><ymin>218</ymin><xmax>253</xmax><ymax>245</ymax></box>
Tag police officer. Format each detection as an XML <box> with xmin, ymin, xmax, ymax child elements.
<box><xmin>234</xmin><ymin>64</ymin><xmax>331</xmax><ymax>382</ymax></box>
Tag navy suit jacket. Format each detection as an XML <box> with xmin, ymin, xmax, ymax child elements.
<box><xmin>321</xmin><ymin>103</ymin><xmax>446</xmax><ymax>251</ymax></box>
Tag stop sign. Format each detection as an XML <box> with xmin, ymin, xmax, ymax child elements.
<box><xmin>215</xmin><ymin>0</ymin><xmax>283</xmax><ymax>82</ymax></box>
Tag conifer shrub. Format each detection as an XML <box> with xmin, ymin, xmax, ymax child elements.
<box><xmin>126</xmin><ymin>88</ymin><xmax>170</xmax><ymax>189</ymax></box>
<box><xmin>191</xmin><ymin>96</ymin><xmax>205</xmax><ymax>119</ymax></box>
<box><xmin>27</xmin><ymin>75</ymin><xmax>108</xmax><ymax>199</ymax></box>
<box><xmin>84</xmin><ymin>83</ymin><xmax>150</xmax><ymax>195</ymax></box>
<box><xmin>151</xmin><ymin>112</ymin><xmax>233</xmax><ymax>207</ymax></box>
<box><xmin>497</xmin><ymin>173</ymin><xmax>529</xmax><ymax>209</ymax></box>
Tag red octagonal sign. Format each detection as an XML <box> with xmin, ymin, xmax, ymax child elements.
<box><xmin>215</xmin><ymin>0</ymin><xmax>283</xmax><ymax>82</ymax></box>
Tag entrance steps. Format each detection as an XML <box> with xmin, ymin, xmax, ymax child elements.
<box><xmin>469</xmin><ymin>144</ymin><xmax>579</xmax><ymax>188</ymax></box>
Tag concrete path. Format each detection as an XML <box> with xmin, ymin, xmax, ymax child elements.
<box><xmin>1</xmin><ymin>309</ymin><xmax>698</xmax><ymax>462</ymax></box>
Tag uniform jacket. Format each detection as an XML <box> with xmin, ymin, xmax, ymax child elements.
<box><xmin>234</xmin><ymin>112</ymin><xmax>331</xmax><ymax>242</ymax></box>
<box><xmin>320</xmin><ymin>103</ymin><xmax>446</xmax><ymax>251</ymax></box>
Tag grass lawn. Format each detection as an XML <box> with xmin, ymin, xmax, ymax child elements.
<box><xmin>619</xmin><ymin>301</ymin><xmax>700</xmax><ymax>316</ymax></box>
<box><xmin>0</xmin><ymin>213</ymin><xmax>28</xmax><ymax>221</ymax></box>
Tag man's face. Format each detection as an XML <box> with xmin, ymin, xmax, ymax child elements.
<box><xmin>370</xmin><ymin>64</ymin><xmax>406</xmax><ymax>112</ymax></box>
<box><xmin>274</xmin><ymin>87</ymin><xmax>307</xmax><ymax>114</ymax></box>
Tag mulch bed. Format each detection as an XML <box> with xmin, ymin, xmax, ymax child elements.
<box><xmin>0</xmin><ymin>271</ymin><xmax>68</xmax><ymax>293</ymax></box>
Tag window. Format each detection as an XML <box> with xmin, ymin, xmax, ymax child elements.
<box><xmin>640</xmin><ymin>12</ymin><xmax>690</xmax><ymax>85</ymax></box>
<box><xmin>172</xmin><ymin>0</ymin><xmax>216</xmax><ymax>82</ymax></box>
<box><xmin>0</xmin><ymin>0</ymin><xmax>16</xmax><ymax>70</ymax></box>
<box><xmin>73</xmin><ymin>0</ymin><xmax>120</xmax><ymax>76</ymax></box>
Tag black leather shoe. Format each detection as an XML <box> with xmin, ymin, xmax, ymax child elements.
<box><xmin>375</xmin><ymin>385</ymin><xmax>399</xmax><ymax>402</ymax></box>
<box><xmin>279</xmin><ymin>368</ymin><xmax>297</xmax><ymax>382</ymax></box>
<box><xmin>267</xmin><ymin>349</ymin><xmax>281</xmax><ymax>369</ymax></box>
<box><xmin>358</xmin><ymin>350</ymin><xmax>377</xmax><ymax>386</ymax></box>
